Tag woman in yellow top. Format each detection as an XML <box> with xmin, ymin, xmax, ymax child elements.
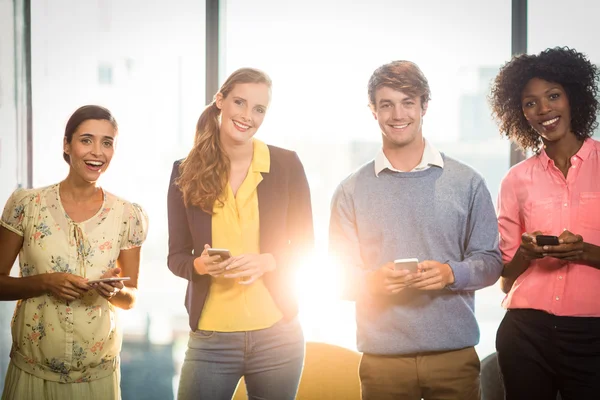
<box><xmin>0</xmin><ymin>105</ymin><xmax>148</xmax><ymax>400</ymax></box>
<box><xmin>167</xmin><ymin>68</ymin><xmax>314</xmax><ymax>399</ymax></box>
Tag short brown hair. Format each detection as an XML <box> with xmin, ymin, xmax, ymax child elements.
<box><xmin>368</xmin><ymin>61</ymin><xmax>431</xmax><ymax>108</ymax></box>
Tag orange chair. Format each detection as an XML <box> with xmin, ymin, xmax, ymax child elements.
<box><xmin>233</xmin><ymin>341</ymin><xmax>361</xmax><ymax>400</ymax></box>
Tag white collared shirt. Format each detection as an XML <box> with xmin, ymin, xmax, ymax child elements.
<box><xmin>374</xmin><ymin>138</ymin><xmax>444</xmax><ymax>176</ymax></box>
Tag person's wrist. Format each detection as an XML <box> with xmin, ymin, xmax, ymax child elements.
<box><xmin>583</xmin><ymin>242</ymin><xmax>599</xmax><ymax>264</ymax></box>
<box><xmin>36</xmin><ymin>273</ymin><xmax>50</xmax><ymax>293</ymax></box>
<box><xmin>366</xmin><ymin>270</ymin><xmax>382</xmax><ymax>295</ymax></box>
<box><xmin>261</xmin><ymin>253</ymin><xmax>276</xmax><ymax>272</ymax></box>
<box><xmin>193</xmin><ymin>257</ymin><xmax>207</xmax><ymax>275</ymax></box>
<box><xmin>444</xmin><ymin>263</ymin><xmax>455</xmax><ymax>286</ymax></box>
<box><xmin>517</xmin><ymin>246</ymin><xmax>534</xmax><ymax>262</ymax></box>
<box><xmin>109</xmin><ymin>286</ymin><xmax>122</xmax><ymax>300</ymax></box>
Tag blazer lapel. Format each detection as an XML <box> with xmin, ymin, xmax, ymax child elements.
<box><xmin>257</xmin><ymin>167</ymin><xmax>278</xmax><ymax>252</ymax></box>
<box><xmin>190</xmin><ymin>205</ymin><xmax>212</xmax><ymax>251</ymax></box>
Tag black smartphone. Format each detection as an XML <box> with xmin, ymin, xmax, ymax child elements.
<box><xmin>536</xmin><ymin>235</ymin><xmax>560</xmax><ymax>246</ymax></box>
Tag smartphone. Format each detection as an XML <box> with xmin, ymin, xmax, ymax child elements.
<box><xmin>536</xmin><ymin>235</ymin><xmax>560</xmax><ymax>246</ymax></box>
<box><xmin>207</xmin><ymin>248</ymin><xmax>232</xmax><ymax>260</ymax></box>
<box><xmin>88</xmin><ymin>277</ymin><xmax>130</xmax><ymax>284</ymax></box>
<box><xmin>394</xmin><ymin>258</ymin><xmax>419</xmax><ymax>273</ymax></box>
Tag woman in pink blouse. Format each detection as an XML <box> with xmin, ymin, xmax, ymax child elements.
<box><xmin>0</xmin><ymin>105</ymin><xmax>148</xmax><ymax>399</ymax></box>
<box><xmin>490</xmin><ymin>47</ymin><xmax>600</xmax><ymax>400</ymax></box>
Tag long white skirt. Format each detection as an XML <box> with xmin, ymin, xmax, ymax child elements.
<box><xmin>1</xmin><ymin>360</ymin><xmax>120</xmax><ymax>400</ymax></box>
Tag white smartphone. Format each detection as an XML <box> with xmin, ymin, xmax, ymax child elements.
<box><xmin>393</xmin><ymin>258</ymin><xmax>419</xmax><ymax>273</ymax></box>
<box><xmin>207</xmin><ymin>248</ymin><xmax>232</xmax><ymax>260</ymax></box>
<box><xmin>88</xmin><ymin>277</ymin><xmax>131</xmax><ymax>284</ymax></box>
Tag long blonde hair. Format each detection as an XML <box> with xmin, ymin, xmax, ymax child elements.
<box><xmin>176</xmin><ymin>68</ymin><xmax>272</xmax><ymax>213</ymax></box>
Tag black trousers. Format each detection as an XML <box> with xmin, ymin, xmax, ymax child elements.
<box><xmin>496</xmin><ymin>309</ymin><xmax>600</xmax><ymax>400</ymax></box>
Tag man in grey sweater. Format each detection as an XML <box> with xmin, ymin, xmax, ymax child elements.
<box><xmin>329</xmin><ymin>60</ymin><xmax>503</xmax><ymax>400</ymax></box>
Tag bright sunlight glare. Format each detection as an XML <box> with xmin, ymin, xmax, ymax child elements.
<box><xmin>294</xmin><ymin>250</ymin><xmax>357</xmax><ymax>351</ymax></box>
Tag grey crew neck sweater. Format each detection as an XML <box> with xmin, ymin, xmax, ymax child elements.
<box><xmin>329</xmin><ymin>154</ymin><xmax>503</xmax><ymax>355</ymax></box>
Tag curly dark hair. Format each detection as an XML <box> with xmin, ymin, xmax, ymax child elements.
<box><xmin>489</xmin><ymin>46</ymin><xmax>599</xmax><ymax>152</ymax></box>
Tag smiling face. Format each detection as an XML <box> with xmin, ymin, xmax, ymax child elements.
<box><xmin>63</xmin><ymin>119</ymin><xmax>117</xmax><ymax>183</ymax></box>
<box><xmin>215</xmin><ymin>82</ymin><xmax>270</xmax><ymax>145</ymax></box>
<box><xmin>522</xmin><ymin>77</ymin><xmax>573</xmax><ymax>143</ymax></box>
<box><xmin>372</xmin><ymin>86</ymin><xmax>427</xmax><ymax>149</ymax></box>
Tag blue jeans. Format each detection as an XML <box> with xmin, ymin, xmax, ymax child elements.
<box><xmin>177</xmin><ymin>317</ymin><xmax>305</xmax><ymax>400</ymax></box>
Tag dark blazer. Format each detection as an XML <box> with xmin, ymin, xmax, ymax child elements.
<box><xmin>167</xmin><ymin>145</ymin><xmax>314</xmax><ymax>331</ymax></box>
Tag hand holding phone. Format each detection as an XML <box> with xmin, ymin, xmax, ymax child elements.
<box><xmin>393</xmin><ymin>258</ymin><xmax>419</xmax><ymax>273</ymax></box>
<box><xmin>87</xmin><ymin>277</ymin><xmax>131</xmax><ymax>285</ymax></box>
<box><xmin>535</xmin><ymin>235</ymin><xmax>560</xmax><ymax>246</ymax></box>
<box><xmin>207</xmin><ymin>248</ymin><xmax>232</xmax><ymax>260</ymax></box>
<box><xmin>534</xmin><ymin>231</ymin><xmax>585</xmax><ymax>261</ymax></box>
<box><xmin>368</xmin><ymin>258</ymin><xmax>420</xmax><ymax>296</ymax></box>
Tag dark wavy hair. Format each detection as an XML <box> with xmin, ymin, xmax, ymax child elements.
<box><xmin>489</xmin><ymin>47</ymin><xmax>599</xmax><ymax>152</ymax></box>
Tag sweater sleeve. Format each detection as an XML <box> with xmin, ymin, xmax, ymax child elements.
<box><xmin>167</xmin><ymin>161</ymin><xmax>196</xmax><ymax>281</ymax></box>
<box><xmin>446</xmin><ymin>178</ymin><xmax>503</xmax><ymax>291</ymax></box>
<box><xmin>329</xmin><ymin>180</ymin><xmax>369</xmax><ymax>301</ymax></box>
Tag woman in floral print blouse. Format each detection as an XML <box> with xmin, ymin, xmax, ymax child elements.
<box><xmin>0</xmin><ymin>105</ymin><xmax>148</xmax><ymax>400</ymax></box>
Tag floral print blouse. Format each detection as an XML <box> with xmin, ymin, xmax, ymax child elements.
<box><xmin>0</xmin><ymin>184</ymin><xmax>148</xmax><ymax>383</ymax></box>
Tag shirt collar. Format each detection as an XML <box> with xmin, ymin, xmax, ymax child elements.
<box><xmin>538</xmin><ymin>138</ymin><xmax>593</xmax><ymax>171</ymax></box>
<box><xmin>374</xmin><ymin>138</ymin><xmax>444</xmax><ymax>176</ymax></box>
<box><xmin>251</xmin><ymin>138</ymin><xmax>270</xmax><ymax>173</ymax></box>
